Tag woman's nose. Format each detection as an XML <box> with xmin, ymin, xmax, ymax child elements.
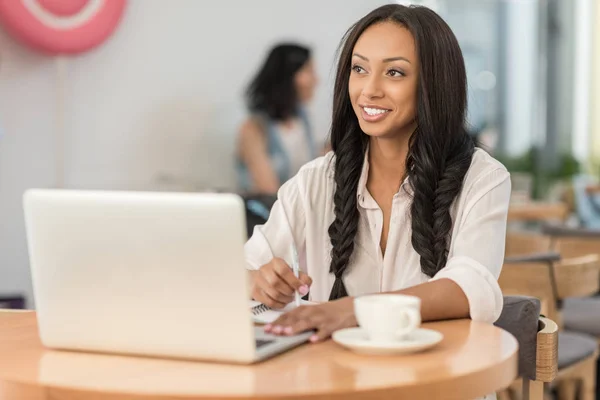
<box><xmin>362</xmin><ymin>75</ymin><xmax>384</xmax><ymax>99</ymax></box>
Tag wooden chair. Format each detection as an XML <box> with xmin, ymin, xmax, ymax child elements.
<box><xmin>553</xmin><ymin>255</ymin><xmax>600</xmax><ymax>400</ymax></box>
<box><xmin>499</xmin><ymin>257</ymin><xmax>600</xmax><ymax>400</ymax></box>
<box><xmin>495</xmin><ymin>296</ymin><xmax>558</xmax><ymax>400</ymax></box>
<box><xmin>505</xmin><ymin>231</ymin><xmax>552</xmax><ymax>258</ymax></box>
<box><xmin>500</xmin><ymin>257</ymin><xmax>558</xmax><ymax>326</ymax></box>
<box><xmin>553</xmin><ymin>255</ymin><xmax>600</xmax><ymax>300</ymax></box>
<box><xmin>533</xmin><ymin>317</ymin><xmax>559</xmax><ymax>399</ymax></box>
<box><xmin>543</xmin><ymin>224</ymin><xmax>600</xmax><ymax>262</ymax></box>
<box><xmin>542</xmin><ymin>225</ymin><xmax>600</xmax><ymax>344</ymax></box>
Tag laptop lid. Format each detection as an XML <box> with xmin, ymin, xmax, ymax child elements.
<box><xmin>24</xmin><ymin>189</ymin><xmax>257</xmax><ymax>363</ymax></box>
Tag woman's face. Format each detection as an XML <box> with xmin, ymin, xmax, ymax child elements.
<box><xmin>295</xmin><ymin>59</ymin><xmax>318</xmax><ymax>103</ymax></box>
<box><xmin>348</xmin><ymin>21</ymin><xmax>419</xmax><ymax>139</ymax></box>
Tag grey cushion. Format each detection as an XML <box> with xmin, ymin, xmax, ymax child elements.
<box><xmin>504</xmin><ymin>252</ymin><xmax>561</xmax><ymax>264</ymax></box>
<box><xmin>494</xmin><ymin>296</ymin><xmax>541</xmax><ymax>380</ymax></box>
<box><xmin>558</xmin><ymin>331</ymin><xmax>598</xmax><ymax>369</ymax></box>
<box><xmin>563</xmin><ymin>297</ymin><xmax>600</xmax><ymax>336</ymax></box>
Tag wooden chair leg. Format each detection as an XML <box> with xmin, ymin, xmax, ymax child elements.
<box><xmin>578</xmin><ymin>356</ymin><xmax>597</xmax><ymax>400</ymax></box>
<box><xmin>497</xmin><ymin>389</ymin><xmax>513</xmax><ymax>400</ymax></box>
<box><xmin>556</xmin><ymin>379</ymin><xmax>577</xmax><ymax>400</ymax></box>
<box><xmin>510</xmin><ymin>378</ymin><xmax>522</xmax><ymax>397</ymax></box>
<box><xmin>523</xmin><ymin>379</ymin><xmax>544</xmax><ymax>400</ymax></box>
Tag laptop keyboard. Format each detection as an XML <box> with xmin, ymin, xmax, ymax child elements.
<box><xmin>255</xmin><ymin>339</ymin><xmax>275</xmax><ymax>348</ymax></box>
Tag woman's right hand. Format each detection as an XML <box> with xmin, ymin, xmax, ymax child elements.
<box><xmin>249</xmin><ymin>258</ymin><xmax>312</xmax><ymax>309</ymax></box>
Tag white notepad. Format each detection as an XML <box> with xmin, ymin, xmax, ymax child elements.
<box><xmin>249</xmin><ymin>300</ymin><xmax>315</xmax><ymax>324</ymax></box>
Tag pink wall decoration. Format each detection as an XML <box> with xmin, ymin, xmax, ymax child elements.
<box><xmin>0</xmin><ymin>0</ymin><xmax>127</xmax><ymax>55</ymax></box>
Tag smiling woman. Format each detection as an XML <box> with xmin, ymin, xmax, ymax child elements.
<box><xmin>244</xmin><ymin>4</ymin><xmax>511</xmax><ymax>365</ymax></box>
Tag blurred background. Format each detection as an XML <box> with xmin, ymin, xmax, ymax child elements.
<box><xmin>0</xmin><ymin>0</ymin><xmax>598</xmax><ymax>309</ymax></box>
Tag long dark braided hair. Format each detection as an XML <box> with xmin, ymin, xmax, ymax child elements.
<box><xmin>327</xmin><ymin>4</ymin><xmax>475</xmax><ymax>300</ymax></box>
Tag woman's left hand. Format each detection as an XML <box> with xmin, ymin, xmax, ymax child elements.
<box><xmin>264</xmin><ymin>297</ymin><xmax>357</xmax><ymax>342</ymax></box>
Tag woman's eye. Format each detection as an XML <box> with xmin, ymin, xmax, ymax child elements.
<box><xmin>388</xmin><ymin>69</ymin><xmax>405</xmax><ymax>77</ymax></box>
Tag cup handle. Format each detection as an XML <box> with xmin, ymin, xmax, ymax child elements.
<box><xmin>395</xmin><ymin>308</ymin><xmax>421</xmax><ymax>337</ymax></box>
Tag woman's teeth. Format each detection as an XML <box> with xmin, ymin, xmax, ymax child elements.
<box><xmin>364</xmin><ymin>107</ymin><xmax>389</xmax><ymax>116</ymax></box>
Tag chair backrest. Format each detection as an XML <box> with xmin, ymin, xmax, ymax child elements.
<box><xmin>505</xmin><ymin>232</ymin><xmax>551</xmax><ymax>257</ymax></box>
<box><xmin>553</xmin><ymin>254</ymin><xmax>600</xmax><ymax>299</ymax></box>
<box><xmin>542</xmin><ymin>224</ymin><xmax>600</xmax><ymax>259</ymax></box>
<box><xmin>494</xmin><ymin>296</ymin><xmax>541</xmax><ymax>381</ymax></box>
<box><xmin>499</xmin><ymin>260</ymin><xmax>558</xmax><ymax>323</ymax></box>
<box><xmin>501</xmin><ymin>252</ymin><xmax>600</xmax><ymax>335</ymax></box>
<box><xmin>494</xmin><ymin>296</ymin><xmax>558</xmax><ymax>400</ymax></box>
<box><xmin>534</xmin><ymin>317</ymin><xmax>559</xmax><ymax>383</ymax></box>
<box><xmin>553</xmin><ymin>236</ymin><xmax>600</xmax><ymax>260</ymax></box>
<box><xmin>505</xmin><ymin>229</ymin><xmax>600</xmax><ymax>299</ymax></box>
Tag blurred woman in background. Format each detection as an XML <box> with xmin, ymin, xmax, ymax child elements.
<box><xmin>236</xmin><ymin>43</ymin><xmax>319</xmax><ymax>195</ymax></box>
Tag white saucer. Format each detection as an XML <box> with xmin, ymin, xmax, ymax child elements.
<box><xmin>332</xmin><ymin>327</ymin><xmax>443</xmax><ymax>355</ymax></box>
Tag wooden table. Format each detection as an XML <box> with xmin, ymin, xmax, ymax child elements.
<box><xmin>508</xmin><ymin>202</ymin><xmax>569</xmax><ymax>222</ymax></box>
<box><xmin>0</xmin><ymin>312</ymin><xmax>518</xmax><ymax>400</ymax></box>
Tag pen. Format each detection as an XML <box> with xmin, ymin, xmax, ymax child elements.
<box><xmin>291</xmin><ymin>245</ymin><xmax>301</xmax><ymax>307</ymax></box>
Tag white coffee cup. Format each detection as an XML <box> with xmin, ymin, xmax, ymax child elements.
<box><xmin>354</xmin><ymin>294</ymin><xmax>421</xmax><ymax>342</ymax></box>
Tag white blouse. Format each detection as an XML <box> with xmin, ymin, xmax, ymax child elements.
<box><xmin>244</xmin><ymin>148</ymin><xmax>511</xmax><ymax>323</ymax></box>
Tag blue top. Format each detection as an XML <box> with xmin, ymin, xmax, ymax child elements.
<box><xmin>572</xmin><ymin>174</ymin><xmax>600</xmax><ymax>228</ymax></box>
<box><xmin>237</xmin><ymin>108</ymin><xmax>317</xmax><ymax>192</ymax></box>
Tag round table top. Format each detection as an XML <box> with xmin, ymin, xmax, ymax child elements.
<box><xmin>0</xmin><ymin>311</ymin><xmax>518</xmax><ymax>400</ymax></box>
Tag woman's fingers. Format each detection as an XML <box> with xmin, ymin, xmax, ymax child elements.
<box><xmin>265</xmin><ymin>305</ymin><xmax>324</xmax><ymax>335</ymax></box>
<box><xmin>269</xmin><ymin>259</ymin><xmax>311</xmax><ymax>298</ymax></box>
<box><xmin>307</xmin><ymin>325</ymin><xmax>334</xmax><ymax>343</ymax></box>
<box><xmin>254</xmin><ymin>272</ymin><xmax>293</xmax><ymax>307</ymax></box>
<box><xmin>264</xmin><ymin>299</ymin><xmax>357</xmax><ymax>344</ymax></box>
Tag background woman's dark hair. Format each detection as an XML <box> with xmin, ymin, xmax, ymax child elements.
<box><xmin>246</xmin><ymin>43</ymin><xmax>311</xmax><ymax>121</ymax></box>
<box><xmin>327</xmin><ymin>4</ymin><xmax>475</xmax><ymax>300</ymax></box>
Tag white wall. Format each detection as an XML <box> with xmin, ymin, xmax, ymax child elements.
<box><xmin>591</xmin><ymin>0</ymin><xmax>600</xmax><ymax>164</ymax></box>
<box><xmin>0</xmin><ymin>0</ymin><xmax>389</xmax><ymax>306</ymax></box>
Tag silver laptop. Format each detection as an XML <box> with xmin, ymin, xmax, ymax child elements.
<box><xmin>23</xmin><ymin>189</ymin><xmax>311</xmax><ymax>363</ymax></box>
